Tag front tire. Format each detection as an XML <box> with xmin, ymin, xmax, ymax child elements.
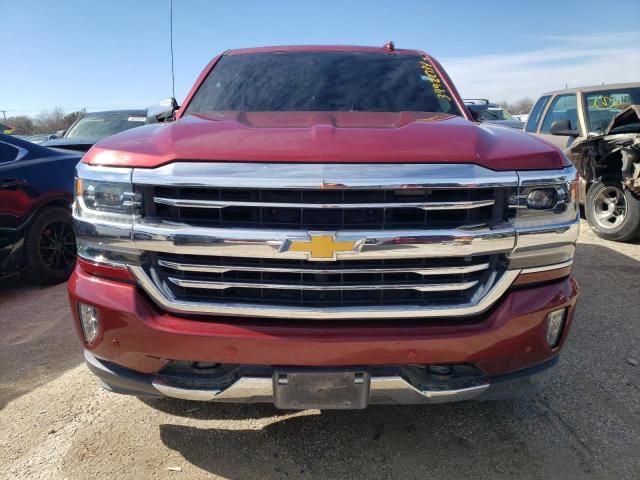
<box><xmin>25</xmin><ymin>207</ymin><xmax>77</xmax><ymax>285</ymax></box>
<box><xmin>585</xmin><ymin>180</ymin><xmax>640</xmax><ymax>242</ymax></box>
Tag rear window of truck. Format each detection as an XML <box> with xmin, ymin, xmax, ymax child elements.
<box><xmin>185</xmin><ymin>52</ymin><xmax>461</xmax><ymax>115</ymax></box>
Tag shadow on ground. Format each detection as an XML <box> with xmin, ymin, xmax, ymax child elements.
<box><xmin>0</xmin><ymin>278</ymin><xmax>82</xmax><ymax>409</ymax></box>
<box><xmin>155</xmin><ymin>399</ymin><xmax>593</xmax><ymax>479</ymax></box>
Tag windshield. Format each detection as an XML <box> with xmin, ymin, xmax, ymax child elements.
<box><xmin>470</xmin><ymin>105</ymin><xmax>513</xmax><ymax>121</ymax></box>
<box><xmin>583</xmin><ymin>87</ymin><xmax>640</xmax><ymax>133</ymax></box>
<box><xmin>186</xmin><ymin>52</ymin><xmax>461</xmax><ymax>115</ymax></box>
<box><xmin>65</xmin><ymin>113</ymin><xmax>146</xmax><ymax>140</ymax></box>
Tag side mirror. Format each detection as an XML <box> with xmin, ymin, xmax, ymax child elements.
<box><xmin>147</xmin><ymin>98</ymin><xmax>179</xmax><ymax>123</ymax></box>
<box><xmin>56</xmin><ymin>129</ymin><xmax>66</xmax><ymax>137</ymax></box>
<box><xmin>550</xmin><ymin>119</ymin><xmax>579</xmax><ymax>137</ymax></box>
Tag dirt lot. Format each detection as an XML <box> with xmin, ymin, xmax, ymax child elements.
<box><xmin>1</xmin><ymin>220</ymin><xmax>638</xmax><ymax>480</ymax></box>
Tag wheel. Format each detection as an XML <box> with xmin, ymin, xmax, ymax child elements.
<box><xmin>25</xmin><ymin>207</ymin><xmax>77</xmax><ymax>285</ymax></box>
<box><xmin>585</xmin><ymin>180</ymin><xmax>640</xmax><ymax>242</ymax></box>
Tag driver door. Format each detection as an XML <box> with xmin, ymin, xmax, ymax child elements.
<box><xmin>535</xmin><ymin>93</ymin><xmax>581</xmax><ymax>150</ymax></box>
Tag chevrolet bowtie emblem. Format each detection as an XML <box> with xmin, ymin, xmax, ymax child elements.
<box><xmin>280</xmin><ymin>234</ymin><xmax>365</xmax><ymax>260</ymax></box>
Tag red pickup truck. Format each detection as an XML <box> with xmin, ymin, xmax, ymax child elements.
<box><xmin>68</xmin><ymin>45</ymin><xmax>579</xmax><ymax>409</ymax></box>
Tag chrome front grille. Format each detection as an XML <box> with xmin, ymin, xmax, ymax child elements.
<box><xmin>147</xmin><ymin>185</ymin><xmax>505</xmax><ymax>230</ymax></box>
<box><xmin>123</xmin><ymin>162</ymin><xmax>523</xmax><ymax>319</ymax></box>
<box><xmin>76</xmin><ymin>162</ymin><xmax>581</xmax><ymax>320</ymax></box>
<box><xmin>146</xmin><ymin>253</ymin><xmax>505</xmax><ymax>309</ymax></box>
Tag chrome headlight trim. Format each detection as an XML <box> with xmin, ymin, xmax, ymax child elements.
<box><xmin>74</xmin><ymin>163</ymin><xmax>140</xmax><ymax>225</ymax></box>
<box><xmin>509</xmin><ymin>165</ymin><xmax>579</xmax><ymax>268</ymax></box>
<box><xmin>514</xmin><ymin>165</ymin><xmax>579</xmax><ymax>229</ymax></box>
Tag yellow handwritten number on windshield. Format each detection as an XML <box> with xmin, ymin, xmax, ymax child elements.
<box><xmin>419</xmin><ymin>57</ymin><xmax>452</xmax><ymax>101</ymax></box>
<box><xmin>593</xmin><ymin>96</ymin><xmax>614</xmax><ymax>110</ymax></box>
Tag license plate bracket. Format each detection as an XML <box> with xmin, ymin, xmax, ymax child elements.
<box><xmin>273</xmin><ymin>369</ymin><xmax>370</xmax><ymax>410</ymax></box>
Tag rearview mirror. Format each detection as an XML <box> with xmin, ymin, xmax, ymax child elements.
<box><xmin>147</xmin><ymin>98</ymin><xmax>179</xmax><ymax>123</ymax></box>
<box><xmin>550</xmin><ymin>119</ymin><xmax>579</xmax><ymax>137</ymax></box>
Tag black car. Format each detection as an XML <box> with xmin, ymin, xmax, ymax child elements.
<box><xmin>42</xmin><ymin>109</ymin><xmax>147</xmax><ymax>152</ymax></box>
<box><xmin>464</xmin><ymin>99</ymin><xmax>525</xmax><ymax>129</ymax></box>
<box><xmin>0</xmin><ymin>134</ymin><xmax>81</xmax><ymax>284</ymax></box>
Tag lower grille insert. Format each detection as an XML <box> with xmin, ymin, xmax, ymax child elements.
<box><xmin>144</xmin><ymin>253</ymin><xmax>506</xmax><ymax>311</ymax></box>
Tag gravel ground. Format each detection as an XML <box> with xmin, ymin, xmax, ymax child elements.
<box><xmin>1</xmin><ymin>220</ymin><xmax>638</xmax><ymax>480</ymax></box>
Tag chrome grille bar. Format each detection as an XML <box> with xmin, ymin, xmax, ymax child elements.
<box><xmin>153</xmin><ymin>197</ymin><xmax>495</xmax><ymax>211</ymax></box>
<box><xmin>133</xmin><ymin>162</ymin><xmax>519</xmax><ymax>189</ymax></box>
<box><xmin>168</xmin><ymin>277</ymin><xmax>479</xmax><ymax>292</ymax></box>
<box><xmin>157</xmin><ymin>259</ymin><xmax>490</xmax><ymax>275</ymax></box>
<box><xmin>132</xmin><ymin>221</ymin><xmax>516</xmax><ymax>259</ymax></box>
<box><xmin>129</xmin><ymin>266</ymin><xmax>522</xmax><ymax>319</ymax></box>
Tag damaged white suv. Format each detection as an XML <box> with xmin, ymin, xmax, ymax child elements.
<box><xmin>526</xmin><ymin>83</ymin><xmax>640</xmax><ymax>242</ymax></box>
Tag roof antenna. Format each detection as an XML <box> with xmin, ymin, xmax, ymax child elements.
<box><xmin>383</xmin><ymin>41</ymin><xmax>395</xmax><ymax>51</ymax></box>
<box><xmin>169</xmin><ymin>0</ymin><xmax>176</xmax><ymax>99</ymax></box>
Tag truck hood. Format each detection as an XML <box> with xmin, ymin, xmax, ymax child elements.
<box><xmin>85</xmin><ymin>111</ymin><xmax>564</xmax><ymax>170</ymax></box>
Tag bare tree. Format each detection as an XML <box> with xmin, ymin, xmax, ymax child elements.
<box><xmin>511</xmin><ymin>98</ymin><xmax>534</xmax><ymax>115</ymax></box>
<box><xmin>6</xmin><ymin>116</ymin><xmax>35</xmax><ymax>135</ymax></box>
<box><xmin>63</xmin><ymin>109</ymin><xmax>86</xmax><ymax>128</ymax></box>
<box><xmin>497</xmin><ymin>98</ymin><xmax>535</xmax><ymax>115</ymax></box>
<box><xmin>34</xmin><ymin>107</ymin><xmax>68</xmax><ymax>133</ymax></box>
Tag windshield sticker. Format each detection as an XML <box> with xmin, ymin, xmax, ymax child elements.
<box><xmin>419</xmin><ymin>57</ymin><xmax>452</xmax><ymax>101</ymax></box>
<box><xmin>128</xmin><ymin>116</ymin><xmax>146</xmax><ymax>122</ymax></box>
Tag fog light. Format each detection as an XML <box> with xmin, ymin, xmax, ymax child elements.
<box><xmin>545</xmin><ymin>308</ymin><xmax>566</xmax><ymax>347</ymax></box>
<box><xmin>527</xmin><ymin>188</ymin><xmax>557</xmax><ymax>210</ymax></box>
<box><xmin>78</xmin><ymin>303</ymin><xmax>100</xmax><ymax>343</ymax></box>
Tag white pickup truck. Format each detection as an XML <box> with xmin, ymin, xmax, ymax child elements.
<box><xmin>526</xmin><ymin>83</ymin><xmax>640</xmax><ymax>241</ymax></box>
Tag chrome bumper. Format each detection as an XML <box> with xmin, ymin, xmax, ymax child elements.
<box><xmin>85</xmin><ymin>351</ymin><xmax>556</xmax><ymax>406</ymax></box>
<box><xmin>151</xmin><ymin>376</ymin><xmax>490</xmax><ymax>405</ymax></box>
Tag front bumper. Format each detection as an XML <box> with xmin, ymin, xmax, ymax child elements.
<box><xmin>69</xmin><ymin>266</ymin><xmax>578</xmax><ymax>403</ymax></box>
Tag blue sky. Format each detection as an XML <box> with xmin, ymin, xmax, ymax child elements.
<box><xmin>1</xmin><ymin>0</ymin><xmax>639</xmax><ymax>117</ymax></box>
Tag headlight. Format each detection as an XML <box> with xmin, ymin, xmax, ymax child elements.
<box><xmin>76</xmin><ymin>179</ymin><xmax>138</xmax><ymax>213</ymax></box>
<box><xmin>526</xmin><ymin>188</ymin><xmax>557</xmax><ymax>210</ymax></box>
<box><xmin>74</xmin><ymin>164</ymin><xmax>140</xmax><ymax>224</ymax></box>
<box><xmin>514</xmin><ymin>167</ymin><xmax>578</xmax><ymax>228</ymax></box>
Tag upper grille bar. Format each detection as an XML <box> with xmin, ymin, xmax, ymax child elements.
<box><xmin>168</xmin><ymin>277</ymin><xmax>479</xmax><ymax>292</ymax></box>
<box><xmin>157</xmin><ymin>259</ymin><xmax>491</xmax><ymax>275</ymax></box>
<box><xmin>133</xmin><ymin>162</ymin><xmax>519</xmax><ymax>189</ymax></box>
<box><xmin>153</xmin><ymin>197</ymin><xmax>495</xmax><ymax>211</ymax></box>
